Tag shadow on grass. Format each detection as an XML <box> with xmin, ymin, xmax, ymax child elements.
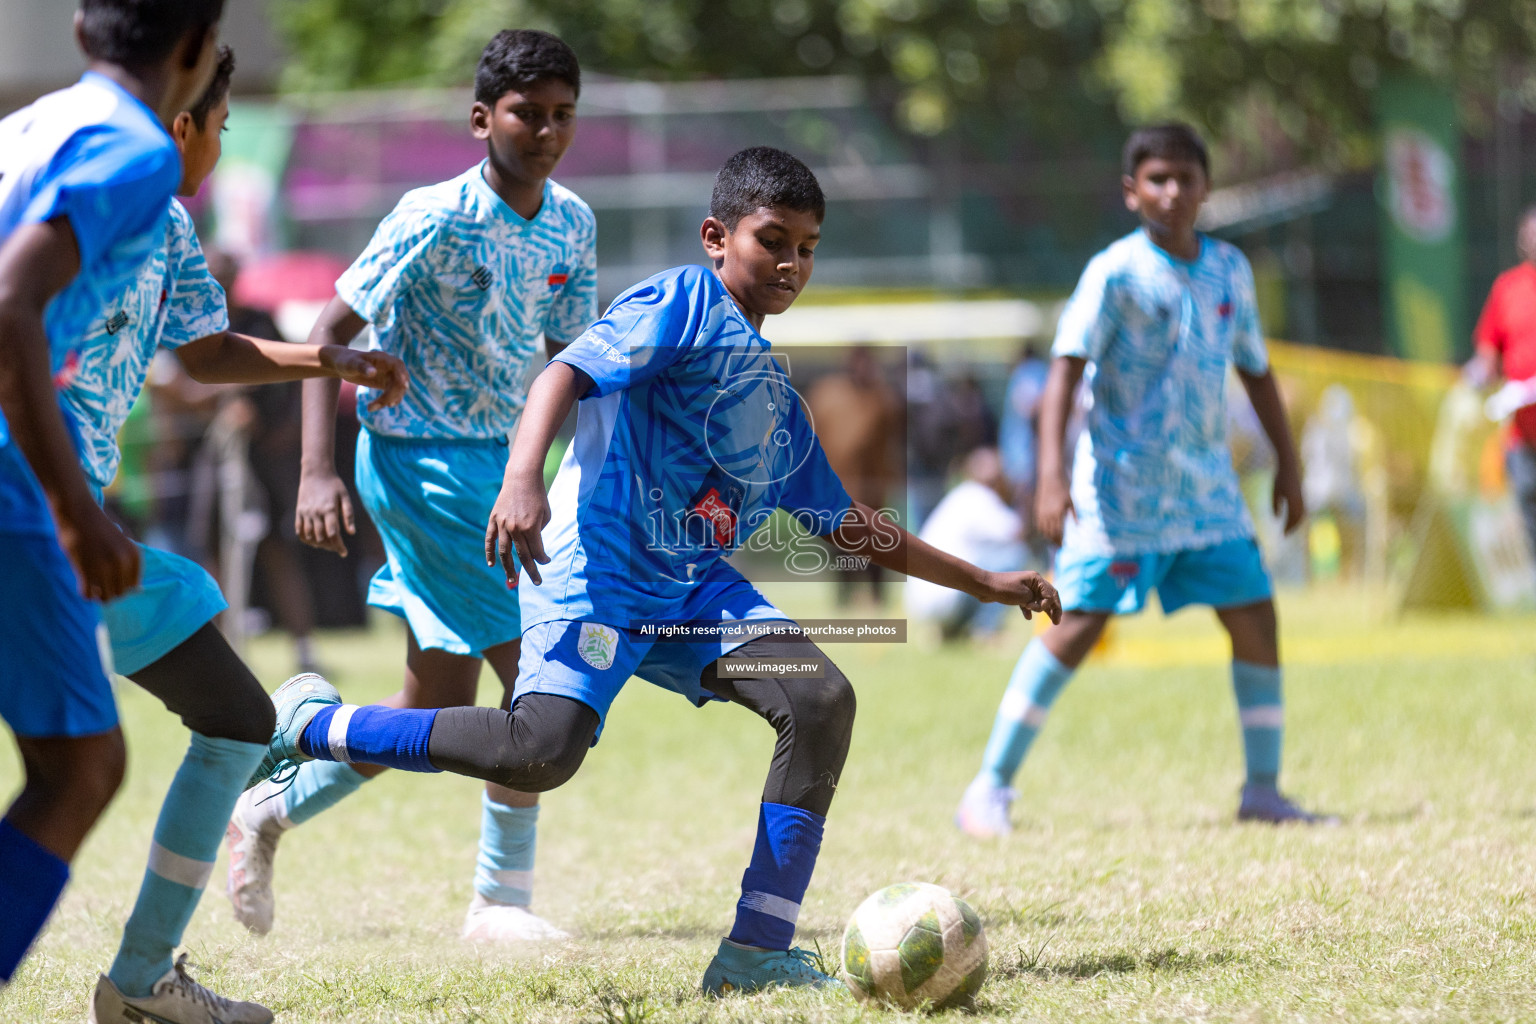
<box><xmin>990</xmin><ymin>944</ymin><xmax>1240</xmax><ymax>981</ymax></box>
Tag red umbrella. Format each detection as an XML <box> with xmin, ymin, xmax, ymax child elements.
<box><xmin>233</xmin><ymin>251</ymin><xmax>351</xmax><ymax>313</ymax></box>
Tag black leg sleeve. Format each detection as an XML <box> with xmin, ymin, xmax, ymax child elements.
<box><xmin>128</xmin><ymin>623</ymin><xmax>276</xmax><ymax>745</ymax></box>
<box><xmin>426</xmin><ymin>692</ymin><xmax>599</xmax><ymax>791</ymax></box>
<box><xmin>700</xmin><ymin>636</ymin><xmax>856</xmax><ymax>817</ymax></box>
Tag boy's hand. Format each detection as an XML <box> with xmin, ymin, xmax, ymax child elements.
<box><xmin>485</xmin><ymin>470</ymin><xmax>551</xmax><ymax>586</ymax></box>
<box><xmin>55</xmin><ymin>496</ymin><xmax>141</xmax><ymax>601</ymax></box>
<box><xmin>1273</xmin><ymin>461</ymin><xmax>1306</xmax><ymax>534</ymax></box>
<box><xmin>296</xmin><ymin>469</ymin><xmax>355</xmax><ymax>556</ymax></box>
<box><xmin>321</xmin><ymin>346</ymin><xmax>409</xmax><ymax>410</ymax></box>
<box><xmin>979</xmin><ymin>570</ymin><xmax>1062</xmax><ymax>625</ymax></box>
<box><xmin>1035</xmin><ymin>473</ymin><xmax>1074</xmax><ymax>547</ymax></box>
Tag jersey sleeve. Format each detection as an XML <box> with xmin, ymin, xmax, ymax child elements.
<box><xmin>1051</xmin><ymin>253</ymin><xmax>1118</xmax><ymax>362</ymax></box>
<box><xmin>1473</xmin><ymin>275</ymin><xmax>1508</xmax><ymax>354</ymax></box>
<box><xmin>1229</xmin><ymin>251</ymin><xmax>1270</xmax><ymax>375</ymax></box>
<box><xmin>158</xmin><ymin>204</ymin><xmax>228</xmax><ymax>349</ymax></box>
<box><xmin>554</xmin><ymin>269</ymin><xmax>711</xmax><ymax>397</ymax></box>
<box><xmin>544</xmin><ymin>208</ymin><xmax>598</xmax><ymax>346</ymax></box>
<box><xmin>776</xmin><ymin>396</ymin><xmax>853</xmax><ymax>534</ymax></box>
<box><xmin>25</xmin><ymin>127</ymin><xmax>180</xmax><ymax>273</ymax></box>
<box><xmin>334</xmin><ymin>197</ymin><xmax>445</xmax><ymax>325</ymax></box>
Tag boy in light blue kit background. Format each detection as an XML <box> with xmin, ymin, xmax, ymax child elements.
<box><xmin>226</xmin><ymin>29</ymin><xmax>597</xmax><ymax>944</ymax></box>
<box><xmin>957</xmin><ymin>123</ymin><xmax>1335</xmax><ymax>838</ymax></box>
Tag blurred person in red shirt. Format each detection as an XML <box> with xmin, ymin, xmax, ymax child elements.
<box><xmin>1470</xmin><ymin>205</ymin><xmax>1536</xmax><ymax>559</ymax></box>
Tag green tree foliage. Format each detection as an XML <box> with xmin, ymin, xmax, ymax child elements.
<box><xmin>274</xmin><ymin>0</ymin><xmax>1536</xmax><ymax>166</ymax></box>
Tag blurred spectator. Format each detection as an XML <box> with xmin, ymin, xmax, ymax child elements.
<box><xmin>906</xmin><ymin>349</ymin><xmax>953</xmax><ymax>531</ymax></box>
<box><xmin>207</xmin><ymin>248</ymin><xmax>320</xmax><ymax>672</ymax></box>
<box><xmin>1468</xmin><ymin>205</ymin><xmax>1536</xmax><ymax>563</ymax></box>
<box><xmin>998</xmin><ymin>342</ymin><xmax>1048</xmax><ymax>547</ymax></box>
<box><xmin>905</xmin><ymin>448</ymin><xmax>1024</xmax><ymax>642</ymax></box>
<box><xmin>1301</xmin><ymin>385</ymin><xmax>1367</xmax><ymax>579</ymax></box>
<box><xmin>808</xmin><ymin>345</ymin><xmax>901</xmax><ymax>607</ymax></box>
<box><xmin>949</xmin><ymin>371</ymin><xmax>996</xmax><ymax>456</ymax></box>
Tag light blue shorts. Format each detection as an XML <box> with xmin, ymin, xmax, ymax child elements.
<box><xmin>103</xmin><ymin>543</ymin><xmax>228</xmax><ymax>676</ymax></box>
<box><xmin>356</xmin><ymin>429</ymin><xmax>520</xmax><ymax>657</ymax></box>
<box><xmin>1054</xmin><ymin>536</ymin><xmax>1272</xmax><ymax>615</ymax></box>
<box><xmin>514</xmin><ymin>584</ymin><xmax>791</xmax><ymax>739</ymax></box>
<box><xmin>0</xmin><ymin>532</ymin><xmax>117</xmax><ymax>737</ymax></box>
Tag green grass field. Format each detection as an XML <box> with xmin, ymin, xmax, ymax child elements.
<box><xmin>4</xmin><ymin>584</ymin><xmax>1536</xmax><ymax>1022</ymax></box>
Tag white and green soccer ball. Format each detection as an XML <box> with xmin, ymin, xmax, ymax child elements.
<box><xmin>840</xmin><ymin>882</ymin><xmax>988</xmax><ymax>1011</ymax></box>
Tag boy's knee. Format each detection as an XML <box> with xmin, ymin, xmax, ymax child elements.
<box><xmin>199</xmin><ymin>685</ymin><xmax>276</xmax><ymax>746</ymax></box>
<box><xmin>795</xmin><ymin>664</ymin><xmax>856</xmax><ymax>743</ymax></box>
<box><xmin>35</xmin><ymin>730</ymin><xmax>126</xmax><ymax>815</ymax></box>
<box><xmin>494</xmin><ymin>735</ymin><xmax>588</xmax><ymax>792</ymax></box>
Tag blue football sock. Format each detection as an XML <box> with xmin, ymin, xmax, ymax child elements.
<box><xmin>728</xmin><ymin>802</ymin><xmax>824</xmax><ymax>951</ymax></box>
<box><xmin>278</xmin><ymin>759</ymin><xmax>370</xmax><ymax>826</ymax></box>
<box><xmin>977</xmin><ymin>638</ymin><xmax>1075</xmax><ymax>790</ymax></box>
<box><xmin>474</xmin><ymin>795</ymin><xmax>539</xmax><ymax>906</ymax></box>
<box><xmin>299</xmin><ymin>704</ymin><xmax>441</xmax><ymax>773</ymax></box>
<box><xmin>1232</xmin><ymin>660</ymin><xmax>1283</xmax><ymax>788</ymax></box>
<box><xmin>109</xmin><ymin>733</ymin><xmax>264</xmax><ymax>997</ymax></box>
<box><xmin>0</xmin><ymin>818</ymin><xmax>70</xmax><ymax>984</ymax></box>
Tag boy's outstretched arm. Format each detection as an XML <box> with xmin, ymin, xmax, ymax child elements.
<box><xmin>1035</xmin><ymin>355</ymin><xmax>1085</xmax><ymax>546</ymax></box>
<box><xmin>0</xmin><ymin>218</ymin><xmax>140</xmax><ymax>600</ymax></box>
<box><xmin>486</xmin><ymin>360</ymin><xmax>593</xmax><ymax>585</ymax></box>
<box><xmin>175</xmin><ymin>330</ymin><xmax>408</xmax><ymax>401</ymax></box>
<box><xmin>294</xmin><ymin>297</ymin><xmax>369</xmax><ymax>556</ymax></box>
<box><xmin>830</xmin><ymin>501</ymin><xmax>1061</xmax><ymax>624</ymax></box>
<box><xmin>1237</xmin><ymin>368</ymin><xmax>1306</xmax><ymax>534</ymax></box>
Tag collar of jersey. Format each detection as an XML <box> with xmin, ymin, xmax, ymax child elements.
<box><xmin>469</xmin><ymin>159</ymin><xmax>550</xmax><ymax>229</ymax></box>
<box><xmin>79</xmin><ymin>70</ymin><xmax>167</xmax><ymax>138</ymax></box>
<box><xmin>1137</xmin><ymin>226</ymin><xmax>1207</xmax><ymax>270</ymax></box>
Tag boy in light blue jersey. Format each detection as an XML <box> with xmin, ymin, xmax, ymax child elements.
<box><xmin>227</xmin><ymin>29</ymin><xmax>597</xmax><ymax>944</ymax></box>
<box><xmin>0</xmin><ymin>0</ymin><xmax>218</xmax><ymax>998</ymax></box>
<box><xmin>956</xmin><ymin>124</ymin><xmax>1333</xmax><ymax>839</ymax></box>
<box><xmin>43</xmin><ymin>48</ymin><xmax>407</xmax><ymax>1024</ymax></box>
<box><xmin>241</xmin><ymin>147</ymin><xmax>1060</xmax><ymax>998</ymax></box>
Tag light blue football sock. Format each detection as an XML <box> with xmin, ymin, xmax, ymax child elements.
<box><xmin>299</xmin><ymin>704</ymin><xmax>441</xmax><ymax>773</ymax></box>
<box><xmin>977</xmin><ymin>638</ymin><xmax>1075</xmax><ymax>790</ymax></box>
<box><xmin>109</xmin><ymin>733</ymin><xmax>264</xmax><ymax>997</ymax></box>
<box><xmin>1232</xmin><ymin>660</ymin><xmax>1283</xmax><ymax>788</ymax></box>
<box><xmin>729</xmin><ymin>802</ymin><xmax>824</xmax><ymax>951</ymax></box>
<box><xmin>0</xmin><ymin>818</ymin><xmax>70</xmax><ymax>983</ymax></box>
<box><xmin>473</xmin><ymin>795</ymin><xmax>539</xmax><ymax>907</ymax></box>
<box><xmin>279</xmin><ymin>759</ymin><xmax>370</xmax><ymax>827</ymax></box>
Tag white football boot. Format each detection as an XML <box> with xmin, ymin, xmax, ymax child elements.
<box><xmin>225</xmin><ymin>783</ymin><xmax>288</xmax><ymax>935</ymax></box>
<box><xmin>461</xmin><ymin>894</ymin><xmax>570</xmax><ymax>942</ymax></box>
<box><xmin>91</xmin><ymin>955</ymin><xmax>272</xmax><ymax>1024</ymax></box>
<box><xmin>955</xmin><ymin>778</ymin><xmax>1016</xmax><ymax>838</ymax></box>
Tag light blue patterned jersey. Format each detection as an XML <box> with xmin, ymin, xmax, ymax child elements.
<box><xmin>0</xmin><ymin>72</ymin><xmax>181</xmax><ymax>534</ymax></box>
<box><xmin>520</xmin><ymin>265</ymin><xmax>852</xmax><ymax>631</ymax></box>
<box><xmin>1053</xmin><ymin>229</ymin><xmax>1269</xmax><ymax>555</ymax></box>
<box><xmin>337</xmin><ymin>162</ymin><xmax>598</xmax><ymax>439</ymax></box>
<box><xmin>59</xmin><ymin>200</ymin><xmax>228</xmax><ymax>490</ymax></box>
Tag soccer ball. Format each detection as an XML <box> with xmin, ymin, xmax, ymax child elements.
<box><xmin>839</xmin><ymin>882</ymin><xmax>988</xmax><ymax>1011</ymax></box>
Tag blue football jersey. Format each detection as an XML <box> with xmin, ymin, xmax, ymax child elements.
<box><xmin>1052</xmin><ymin>229</ymin><xmax>1269</xmax><ymax>555</ymax></box>
<box><xmin>519</xmin><ymin>265</ymin><xmax>852</xmax><ymax>632</ymax></box>
<box><xmin>336</xmin><ymin>162</ymin><xmax>598</xmax><ymax>440</ymax></box>
<box><xmin>59</xmin><ymin>200</ymin><xmax>228</xmax><ymax>490</ymax></box>
<box><xmin>0</xmin><ymin>72</ymin><xmax>180</xmax><ymax>534</ymax></box>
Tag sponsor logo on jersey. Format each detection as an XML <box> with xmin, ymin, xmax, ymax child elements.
<box><xmin>104</xmin><ymin>310</ymin><xmax>130</xmax><ymax>335</ymax></box>
<box><xmin>692</xmin><ymin>487</ymin><xmax>739</xmax><ymax>547</ymax></box>
<box><xmin>576</xmin><ymin>622</ymin><xmax>619</xmax><ymax>671</ymax></box>
<box><xmin>548</xmin><ymin>265</ymin><xmax>569</xmax><ymax>289</ymax></box>
<box><xmin>1109</xmin><ymin>560</ymin><xmax>1140</xmax><ymax>585</ymax></box>
<box><xmin>1218</xmin><ymin>296</ymin><xmax>1233</xmax><ymax>319</ymax></box>
<box><xmin>51</xmin><ymin>349</ymin><xmax>82</xmax><ymax>389</ymax></box>
<box><xmin>471</xmin><ymin>265</ymin><xmax>493</xmax><ymax>291</ymax></box>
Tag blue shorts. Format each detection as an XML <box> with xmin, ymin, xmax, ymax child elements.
<box><xmin>1054</xmin><ymin>536</ymin><xmax>1272</xmax><ymax>615</ymax></box>
<box><xmin>357</xmin><ymin>430</ymin><xmax>520</xmax><ymax>657</ymax></box>
<box><xmin>102</xmin><ymin>544</ymin><xmax>228</xmax><ymax>676</ymax></box>
<box><xmin>0</xmin><ymin>532</ymin><xmax>117</xmax><ymax>738</ymax></box>
<box><xmin>514</xmin><ymin>584</ymin><xmax>791</xmax><ymax>739</ymax></box>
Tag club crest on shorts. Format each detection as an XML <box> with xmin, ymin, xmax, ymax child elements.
<box><xmin>576</xmin><ymin>622</ymin><xmax>619</xmax><ymax>671</ymax></box>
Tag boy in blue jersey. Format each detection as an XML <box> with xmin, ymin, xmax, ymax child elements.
<box><xmin>956</xmin><ymin>124</ymin><xmax>1333</xmax><ymax>839</ymax></box>
<box><xmin>0</xmin><ymin>0</ymin><xmax>220</xmax><ymax>995</ymax></box>
<box><xmin>243</xmin><ymin>146</ymin><xmax>1060</xmax><ymax>995</ymax></box>
<box><xmin>225</xmin><ymin>29</ymin><xmax>597</xmax><ymax>944</ymax></box>
<box><xmin>42</xmin><ymin>47</ymin><xmax>408</xmax><ymax>1024</ymax></box>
